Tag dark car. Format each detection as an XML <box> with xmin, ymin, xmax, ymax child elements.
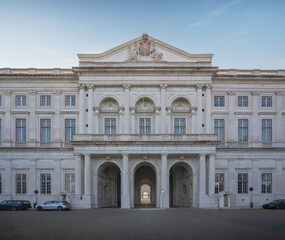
<box><xmin>262</xmin><ymin>199</ymin><xmax>285</xmax><ymax>209</ymax></box>
<box><xmin>0</xmin><ymin>200</ymin><xmax>32</xmax><ymax>211</ymax></box>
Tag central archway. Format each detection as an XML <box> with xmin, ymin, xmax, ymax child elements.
<box><xmin>97</xmin><ymin>162</ymin><xmax>121</xmax><ymax>208</ymax></box>
<box><xmin>134</xmin><ymin>165</ymin><xmax>156</xmax><ymax>208</ymax></box>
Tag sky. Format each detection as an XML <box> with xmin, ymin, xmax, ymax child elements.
<box><xmin>0</xmin><ymin>0</ymin><xmax>284</xmax><ymax>69</ymax></box>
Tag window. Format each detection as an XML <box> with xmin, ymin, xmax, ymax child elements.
<box><xmin>238</xmin><ymin>96</ymin><xmax>248</xmax><ymax>107</ymax></box>
<box><xmin>261</xmin><ymin>173</ymin><xmax>272</xmax><ymax>194</ymax></box>
<box><xmin>0</xmin><ymin>95</ymin><xmax>2</xmax><ymax>106</ymax></box>
<box><xmin>0</xmin><ymin>119</ymin><xmax>2</xmax><ymax>142</ymax></box>
<box><xmin>40</xmin><ymin>95</ymin><xmax>51</xmax><ymax>106</ymax></box>
<box><xmin>16</xmin><ymin>119</ymin><xmax>26</xmax><ymax>142</ymax></box>
<box><xmin>214</xmin><ymin>119</ymin><xmax>224</xmax><ymax>142</ymax></box>
<box><xmin>238</xmin><ymin>119</ymin><xmax>248</xmax><ymax>142</ymax></box>
<box><xmin>65</xmin><ymin>95</ymin><xmax>76</xmax><ymax>106</ymax></box>
<box><xmin>214</xmin><ymin>96</ymin><xmax>224</xmax><ymax>107</ymax></box>
<box><xmin>261</xmin><ymin>96</ymin><xmax>272</xmax><ymax>107</ymax></box>
<box><xmin>262</xmin><ymin>119</ymin><xmax>272</xmax><ymax>143</ymax></box>
<box><xmin>105</xmin><ymin>118</ymin><xmax>116</xmax><ymax>135</ymax></box>
<box><xmin>40</xmin><ymin>119</ymin><xmax>51</xmax><ymax>142</ymax></box>
<box><xmin>16</xmin><ymin>174</ymin><xmax>26</xmax><ymax>194</ymax></box>
<box><xmin>140</xmin><ymin>118</ymin><xmax>151</xmax><ymax>134</ymax></box>
<box><xmin>65</xmin><ymin>173</ymin><xmax>75</xmax><ymax>193</ymax></box>
<box><xmin>16</xmin><ymin>95</ymin><xmax>26</xmax><ymax>106</ymax></box>
<box><xmin>41</xmin><ymin>173</ymin><xmax>51</xmax><ymax>194</ymax></box>
<box><xmin>65</xmin><ymin>119</ymin><xmax>75</xmax><ymax>142</ymax></box>
<box><xmin>0</xmin><ymin>173</ymin><xmax>2</xmax><ymax>194</ymax></box>
<box><xmin>174</xmin><ymin>118</ymin><xmax>185</xmax><ymax>134</ymax></box>
<box><xmin>215</xmin><ymin>173</ymin><xmax>224</xmax><ymax>193</ymax></box>
<box><xmin>238</xmin><ymin>173</ymin><xmax>248</xmax><ymax>194</ymax></box>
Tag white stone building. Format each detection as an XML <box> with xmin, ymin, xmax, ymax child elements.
<box><xmin>0</xmin><ymin>34</ymin><xmax>285</xmax><ymax>208</ymax></box>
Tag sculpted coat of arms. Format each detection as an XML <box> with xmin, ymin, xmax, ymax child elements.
<box><xmin>128</xmin><ymin>34</ymin><xmax>163</xmax><ymax>62</ymax></box>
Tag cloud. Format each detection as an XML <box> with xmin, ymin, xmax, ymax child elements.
<box><xmin>210</xmin><ymin>0</ymin><xmax>241</xmax><ymax>16</ymax></box>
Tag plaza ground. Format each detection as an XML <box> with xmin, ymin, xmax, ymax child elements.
<box><xmin>0</xmin><ymin>208</ymin><xmax>285</xmax><ymax>240</ymax></box>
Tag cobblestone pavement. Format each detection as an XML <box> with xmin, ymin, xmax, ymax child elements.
<box><xmin>0</xmin><ymin>208</ymin><xmax>285</xmax><ymax>240</ymax></box>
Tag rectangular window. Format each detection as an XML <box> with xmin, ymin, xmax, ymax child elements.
<box><xmin>0</xmin><ymin>119</ymin><xmax>2</xmax><ymax>142</ymax></box>
<box><xmin>261</xmin><ymin>96</ymin><xmax>272</xmax><ymax>107</ymax></box>
<box><xmin>237</xmin><ymin>96</ymin><xmax>248</xmax><ymax>107</ymax></box>
<box><xmin>16</xmin><ymin>119</ymin><xmax>26</xmax><ymax>142</ymax></box>
<box><xmin>65</xmin><ymin>119</ymin><xmax>75</xmax><ymax>142</ymax></box>
<box><xmin>41</xmin><ymin>173</ymin><xmax>51</xmax><ymax>194</ymax></box>
<box><xmin>40</xmin><ymin>95</ymin><xmax>51</xmax><ymax>106</ymax></box>
<box><xmin>238</xmin><ymin>119</ymin><xmax>248</xmax><ymax>142</ymax></box>
<box><xmin>261</xmin><ymin>173</ymin><xmax>272</xmax><ymax>194</ymax></box>
<box><xmin>215</xmin><ymin>173</ymin><xmax>224</xmax><ymax>194</ymax></box>
<box><xmin>16</xmin><ymin>174</ymin><xmax>26</xmax><ymax>194</ymax></box>
<box><xmin>238</xmin><ymin>173</ymin><xmax>248</xmax><ymax>194</ymax></box>
<box><xmin>0</xmin><ymin>95</ymin><xmax>2</xmax><ymax>106</ymax></box>
<box><xmin>16</xmin><ymin>95</ymin><xmax>26</xmax><ymax>106</ymax></box>
<box><xmin>140</xmin><ymin>118</ymin><xmax>151</xmax><ymax>134</ymax></box>
<box><xmin>214</xmin><ymin>96</ymin><xmax>224</xmax><ymax>107</ymax></box>
<box><xmin>65</xmin><ymin>173</ymin><xmax>75</xmax><ymax>193</ymax></box>
<box><xmin>262</xmin><ymin>119</ymin><xmax>272</xmax><ymax>143</ymax></box>
<box><xmin>174</xmin><ymin>118</ymin><xmax>185</xmax><ymax>134</ymax></box>
<box><xmin>214</xmin><ymin>119</ymin><xmax>224</xmax><ymax>142</ymax></box>
<box><xmin>65</xmin><ymin>95</ymin><xmax>76</xmax><ymax>106</ymax></box>
<box><xmin>40</xmin><ymin>119</ymin><xmax>51</xmax><ymax>142</ymax></box>
<box><xmin>0</xmin><ymin>173</ymin><xmax>2</xmax><ymax>194</ymax></box>
<box><xmin>105</xmin><ymin>118</ymin><xmax>116</xmax><ymax>135</ymax></box>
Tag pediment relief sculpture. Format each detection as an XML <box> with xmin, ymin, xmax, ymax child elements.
<box><xmin>171</xmin><ymin>99</ymin><xmax>191</xmax><ymax>113</ymax></box>
<box><xmin>128</xmin><ymin>34</ymin><xmax>163</xmax><ymax>62</ymax></box>
<box><xmin>135</xmin><ymin>98</ymin><xmax>155</xmax><ymax>113</ymax></box>
<box><xmin>100</xmin><ymin>99</ymin><xmax>119</xmax><ymax>113</ymax></box>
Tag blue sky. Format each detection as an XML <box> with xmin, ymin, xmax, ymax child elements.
<box><xmin>0</xmin><ymin>0</ymin><xmax>284</xmax><ymax>69</ymax></box>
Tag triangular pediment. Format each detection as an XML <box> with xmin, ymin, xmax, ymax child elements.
<box><xmin>77</xmin><ymin>34</ymin><xmax>213</xmax><ymax>65</ymax></box>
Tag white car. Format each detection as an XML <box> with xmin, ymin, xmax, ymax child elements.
<box><xmin>36</xmin><ymin>200</ymin><xmax>71</xmax><ymax>211</ymax></box>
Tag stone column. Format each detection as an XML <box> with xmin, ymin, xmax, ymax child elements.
<box><xmin>94</xmin><ymin>107</ymin><xmax>99</xmax><ymax>134</ymax></box>
<box><xmin>130</xmin><ymin>107</ymin><xmax>136</xmax><ymax>134</ymax></box>
<box><xmin>3</xmin><ymin>91</ymin><xmax>12</xmax><ymax>147</ymax></box>
<box><xmin>75</xmin><ymin>154</ymin><xmax>82</xmax><ymax>195</ymax></box>
<box><xmin>199</xmin><ymin>154</ymin><xmax>206</xmax><ymax>195</ymax></box>
<box><xmin>53</xmin><ymin>90</ymin><xmax>61</xmax><ymax>145</ymax></box>
<box><xmin>87</xmin><ymin>84</ymin><xmax>94</xmax><ymax>134</ymax></box>
<box><xmin>228</xmin><ymin>91</ymin><xmax>236</xmax><ymax>142</ymax></box>
<box><xmin>121</xmin><ymin>153</ymin><xmax>130</xmax><ymax>208</ymax></box>
<box><xmin>119</xmin><ymin>108</ymin><xmax>124</xmax><ymax>134</ymax></box>
<box><xmin>166</xmin><ymin>107</ymin><xmax>172</xmax><ymax>134</ymax></box>
<box><xmin>196</xmin><ymin>84</ymin><xmax>203</xmax><ymax>134</ymax></box>
<box><xmin>155</xmin><ymin>108</ymin><xmax>160</xmax><ymax>134</ymax></box>
<box><xmin>251</xmin><ymin>91</ymin><xmax>260</xmax><ymax>146</ymax></box>
<box><xmin>123</xmin><ymin>83</ymin><xmax>131</xmax><ymax>134</ymax></box>
<box><xmin>208</xmin><ymin>154</ymin><xmax>216</xmax><ymax>195</ymax></box>
<box><xmin>275</xmin><ymin>92</ymin><xmax>283</xmax><ymax>146</ymax></box>
<box><xmin>160</xmin><ymin>83</ymin><xmax>168</xmax><ymax>134</ymax></box>
<box><xmin>191</xmin><ymin>107</ymin><xmax>197</xmax><ymax>134</ymax></box>
<box><xmin>78</xmin><ymin>84</ymin><xmax>86</xmax><ymax>134</ymax></box>
<box><xmin>29</xmin><ymin>159</ymin><xmax>36</xmax><ymax>197</ymax></box>
<box><xmin>28</xmin><ymin>91</ymin><xmax>36</xmax><ymax>146</ymax></box>
<box><xmin>205</xmin><ymin>84</ymin><xmax>212</xmax><ymax>134</ymax></box>
<box><xmin>276</xmin><ymin>159</ymin><xmax>283</xmax><ymax>196</ymax></box>
<box><xmin>4</xmin><ymin>159</ymin><xmax>12</xmax><ymax>198</ymax></box>
<box><xmin>84</xmin><ymin>154</ymin><xmax>91</xmax><ymax>195</ymax></box>
<box><xmin>54</xmin><ymin>159</ymin><xmax>61</xmax><ymax>195</ymax></box>
<box><xmin>161</xmin><ymin>153</ymin><xmax>169</xmax><ymax>208</ymax></box>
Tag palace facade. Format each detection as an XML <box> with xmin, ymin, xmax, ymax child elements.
<box><xmin>0</xmin><ymin>34</ymin><xmax>285</xmax><ymax>208</ymax></box>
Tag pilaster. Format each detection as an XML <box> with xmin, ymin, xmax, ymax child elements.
<box><xmin>123</xmin><ymin>83</ymin><xmax>131</xmax><ymax>134</ymax></box>
<box><xmin>78</xmin><ymin>84</ymin><xmax>86</xmax><ymax>134</ymax></box>
<box><xmin>196</xmin><ymin>84</ymin><xmax>203</xmax><ymax>133</ymax></box>
<box><xmin>121</xmin><ymin>153</ymin><xmax>130</xmax><ymax>208</ymax></box>
<box><xmin>160</xmin><ymin>83</ymin><xmax>167</xmax><ymax>134</ymax></box>
<box><xmin>87</xmin><ymin>84</ymin><xmax>94</xmax><ymax>134</ymax></box>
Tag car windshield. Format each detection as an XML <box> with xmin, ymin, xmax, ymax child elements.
<box><xmin>271</xmin><ymin>200</ymin><xmax>279</xmax><ymax>203</ymax></box>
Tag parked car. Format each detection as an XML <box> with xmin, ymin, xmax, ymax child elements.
<box><xmin>262</xmin><ymin>199</ymin><xmax>285</xmax><ymax>209</ymax></box>
<box><xmin>36</xmin><ymin>200</ymin><xmax>71</xmax><ymax>211</ymax></box>
<box><xmin>0</xmin><ymin>200</ymin><xmax>32</xmax><ymax>211</ymax></box>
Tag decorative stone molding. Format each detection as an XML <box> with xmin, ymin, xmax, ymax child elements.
<box><xmin>234</xmin><ymin>111</ymin><xmax>253</xmax><ymax>115</ymax></box>
<box><xmin>28</xmin><ymin>90</ymin><xmax>37</xmax><ymax>95</ymax></box>
<box><xmin>258</xmin><ymin>111</ymin><xmax>277</xmax><ymax>115</ymax></box>
<box><xmin>100</xmin><ymin>99</ymin><xmax>119</xmax><ymax>113</ymax></box>
<box><xmin>53</xmin><ymin>90</ymin><xmax>62</xmax><ymax>95</ymax></box>
<box><xmin>171</xmin><ymin>98</ymin><xmax>191</xmax><ymax>113</ymax></box>
<box><xmin>227</xmin><ymin>91</ymin><xmax>235</xmax><ymax>96</ymax></box>
<box><xmin>205</xmin><ymin>84</ymin><xmax>212</xmax><ymax>90</ymax></box>
<box><xmin>78</xmin><ymin>83</ymin><xmax>85</xmax><ymax>90</ymax></box>
<box><xmin>4</xmin><ymin>90</ymin><xmax>12</xmax><ymax>95</ymax></box>
<box><xmin>191</xmin><ymin>106</ymin><xmax>198</xmax><ymax>111</ymax></box>
<box><xmin>251</xmin><ymin>91</ymin><xmax>260</xmax><ymax>96</ymax></box>
<box><xmin>196</xmin><ymin>84</ymin><xmax>203</xmax><ymax>90</ymax></box>
<box><xmin>135</xmin><ymin>98</ymin><xmax>155</xmax><ymax>113</ymax></box>
<box><xmin>160</xmin><ymin>83</ymin><xmax>168</xmax><ymax>89</ymax></box>
<box><xmin>87</xmin><ymin>84</ymin><xmax>94</xmax><ymax>89</ymax></box>
<box><xmin>123</xmin><ymin>83</ymin><xmax>131</xmax><ymax>89</ymax></box>
<box><xmin>275</xmin><ymin>91</ymin><xmax>283</xmax><ymax>96</ymax></box>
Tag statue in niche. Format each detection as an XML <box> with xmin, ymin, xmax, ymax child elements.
<box><xmin>104</xmin><ymin>184</ymin><xmax>111</xmax><ymax>200</ymax></box>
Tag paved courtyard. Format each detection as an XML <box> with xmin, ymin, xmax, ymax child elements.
<box><xmin>0</xmin><ymin>208</ymin><xmax>285</xmax><ymax>240</ymax></box>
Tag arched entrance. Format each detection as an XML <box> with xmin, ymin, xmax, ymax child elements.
<box><xmin>134</xmin><ymin>164</ymin><xmax>156</xmax><ymax>208</ymax></box>
<box><xmin>97</xmin><ymin>162</ymin><xmax>121</xmax><ymax>208</ymax></box>
<box><xmin>169</xmin><ymin>162</ymin><xmax>193</xmax><ymax>207</ymax></box>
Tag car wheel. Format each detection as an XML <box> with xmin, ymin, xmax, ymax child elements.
<box><xmin>12</xmin><ymin>207</ymin><xmax>17</xmax><ymax>211</ymax></box>
<box><xmin>57</xmin><ymin>206</ymin><xmax>63</xmax><ymax>211</ymax></box>
<box><xmin>37</xmin><ymin>206</ymin><xmax>43</xmax><ymax>211</ymax></box>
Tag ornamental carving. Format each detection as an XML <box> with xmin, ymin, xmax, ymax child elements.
<box><xmin>100</xmin><ymin>99</ymin><xmax>119</xmax><ymax>113</ymax></box>
<box><xmin>135</xmin><ymin>98</ymin><xmax>155</xmax><ymax>113</ymax></box>
<box><xmin>171</xmin><ymin>98</ymin><xmax>191</xmax><ymax>113</ymax></box>
<box><xmin>127</xmin><ymin>34</ymin><xmax>163</xmax><ymax>62</ymax></box>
